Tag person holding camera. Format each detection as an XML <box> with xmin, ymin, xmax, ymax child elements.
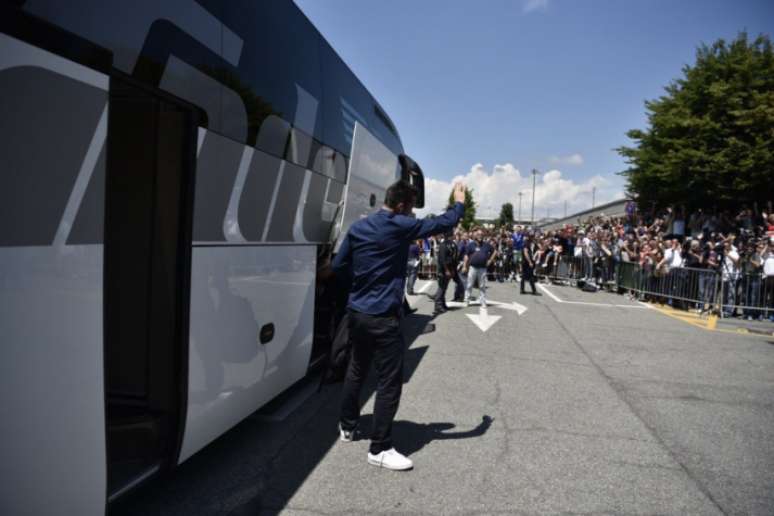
<box><xmin>720</xmin><ymin>238</ymin><xmax>740</xmax><ymax>317</ymax></box>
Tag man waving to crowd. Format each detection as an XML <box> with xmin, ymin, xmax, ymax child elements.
<box><xmin>332</xmin><ymin>180</ymin><xmax>466</xmax><ymax>471</ymax></box>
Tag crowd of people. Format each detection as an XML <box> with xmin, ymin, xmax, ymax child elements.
<box><xmin>407</xmin><ymin>202</ymin><xmax>774</xmax><ymax>320</ymax></box>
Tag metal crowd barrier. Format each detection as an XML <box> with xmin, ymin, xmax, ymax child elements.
<box><xmin>535</xmin><ymin>255</ymin><xmax>617</xmax><ymax>289</ymax></box>
<box><xmin>616</xmin><ymin>264</ymin><xmax>720</xmax><ymax>309</ymax></box>
<box><xmin>419</xmin><ymin>257</ymin><xmax>437</xmax><ymax>279</ymax></box>
<box><xmin>615</xmin><ymin>262</ymin><xmax>774</xmax><ymax>319</ymax></box>
<box><xmin>718</xmin><ymin>273</ymin><xmax>774</xmax><ymax>319</ymax></box>
<box><xmin>413</xmin><ymin>253</ymin><xmax>774</xmax><ymax>320</ymax></box>
<box><xmin>534</xmin><ymin>255</ymin><xmax>583</xmax><ymax>284</ymax></box>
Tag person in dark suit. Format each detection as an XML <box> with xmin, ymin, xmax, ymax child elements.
<box><xmin>433</xmin><ymin>230</ymin><xmax>459</xmax><ymax>316</ymax></box>
<box><xmin>521</xmin><ymin>234</ymin><xmax>539</xmax><ymax>295</ymax></box>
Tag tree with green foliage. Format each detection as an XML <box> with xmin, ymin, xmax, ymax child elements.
<box><xmin>448</xmin><ymin>186</ymin><xmax>477</xmax><ymax>230</ymax></box>
<box><xmin>497</xmin><ymin>203</ymin><xmax>514</xmax><ymax>228</ymax></box>
<box><xmin>617</xmin><ymin>32</ymin><xmax>774</xmax><ymax>209</ymax></box>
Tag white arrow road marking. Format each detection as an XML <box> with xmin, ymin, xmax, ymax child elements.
<box><xmin>446</xmin><ymin>299</ymin><xmax>528</xmax><ymax>316</ymax></box>
<box><xmin>466</xmin><ymin>307</ymin><xmax>502</xmax><ymax>332</ymax></box>
<box><xmin>492</xmin><ymin>300</ymin><xmax>528</xmax><ymax>315</ymax></box>
<box><xmin>444</xmin><ymin>299</ymin><xmax>528</xmax><ymax>332</ymax></box>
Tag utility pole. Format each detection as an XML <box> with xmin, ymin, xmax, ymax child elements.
<box><xmin>564</xmin><ymin>200</ymin><xmax>567</xmax><ymax>218</ymax></box>
<box><xmin>531</xmin><ymin>169</ymin><xmax>538</xmax><ymax>225</ymax></box>
<box><xmin>517</xmin><ymin>192</ymin><xmax>523</xmax><ymax>223</ymax></box>
<box><xmin>592</xmin><ymin>186</ymin><xmax>596</xmax><ymax>209</ymax></box>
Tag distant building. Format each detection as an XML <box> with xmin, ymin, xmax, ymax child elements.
<box><xmin>537</xmin><ymin>199</ymin><xmax>629</xmax><ymax>231</ymax></box>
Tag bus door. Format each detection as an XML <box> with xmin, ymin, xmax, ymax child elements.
<box><xmin>102</xmin><ymin>76</ymin><xmax>198</xmax><ymax>502</ymax></box>
<box><xmin>334</xmin><ymin>122</ymin><xmax>400</xmax><ymax>250</ymax></box>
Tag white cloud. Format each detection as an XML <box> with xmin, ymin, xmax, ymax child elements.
<box><xmin>523</xmin><ymin>0</ymin><xmax>549</xmax><ymax>13</ymax></box>
<box><xmin>548</xmin><ymin>153</ymin><xmax>584</xmax><ymax>166</ymax></box>
<box><xmin>415</xmin><ymin>163</ymin><xmax>622</xmax><ymax>221</ymax></box>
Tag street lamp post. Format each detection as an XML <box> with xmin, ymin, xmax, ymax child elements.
<box><xmin>592</xmin><ymin>186</ymin><xmax>596</xmax><ymax>209</ymax></box>
<box><xmin>530</xmin><ymin>169</ymin><xmax>539</xmax><ymax>225</ymax></box>
<box><xmin>517</xmin><ymin>192</ymin><xmax>523</xmax><ymax>224</ymax></box>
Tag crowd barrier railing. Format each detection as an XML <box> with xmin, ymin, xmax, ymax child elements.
<box><xmin>535</xmin><ymin>255</ymin><xmax>619</xmax><ymax>288</ymax></box>
<box><xmin>615</xmin><ymin>262</ymin><xmax>774</xmax><ymax>319</ymax></box>
<box><xmin>419</xmin><ymin>257</ymin><xmax>437</xmax><ymax>280</ymax></box>
<box><xmin>617</xmin><ymin>264</ymin><xmax>721</xmax><ymax>310</ymax></box>
<box><xmin>718</xmin><ymin>272</ymin><xmax>774</xmax><ymax>319</ymax></box>
<box><xmin>411</xmin><ymin>254</ymin><xmax>774</xmax><ymax>320</ymax></box>
<box><xmin>534</xmin><ymin>255</ymin><xmax>584</xmax><ymax>285</ymax></box>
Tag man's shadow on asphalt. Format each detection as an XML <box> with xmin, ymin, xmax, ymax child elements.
<box><xmin>354</xmin><ymin>415</ymin><xmax>494</xmax><ymax>456</ymax></box>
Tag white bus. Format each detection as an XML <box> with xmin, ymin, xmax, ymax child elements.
<box><xmin>0</xmin><ymin>1</ymin><xmax>425</xmax><ymax>513</ymax></box>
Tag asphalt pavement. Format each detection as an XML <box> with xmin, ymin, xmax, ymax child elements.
<box><xmin>112</xmin><ymin>279</ymin><xmax>774</xmax><ymax>516</ymax></box>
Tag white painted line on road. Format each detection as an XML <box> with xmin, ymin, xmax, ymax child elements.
<box><xmin>406</xmin><ymin>280</ymin><xmax>434</xmax><ymax>309</ymax></box>
<box><xmin>538</xmin><ymin>283</ymin><xmax>564</xmax><ymax>303</ymax></box>
<box><xmin>538</xmin><ymin>284</ymin><xmax>648</xmax><ymax>309</ymax></box>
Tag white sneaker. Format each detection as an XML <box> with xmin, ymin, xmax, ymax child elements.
<box><xmin>367</xmin><ymin>448</ymin><xmax>413</xmax><ymax>470</ymax></box>
<box><xmin>464</xmin><ymin>299</ymin><xmax>469</xmax><ymax>307</ymax></box>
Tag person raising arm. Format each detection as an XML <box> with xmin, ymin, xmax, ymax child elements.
<box><xmin>332</xmin><ymin>180</ymin><xmax>466</xmax><ymax>471</ymax></box>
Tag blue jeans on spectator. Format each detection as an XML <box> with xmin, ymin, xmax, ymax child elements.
<box><xmin>583</xmin><ymin>256</ymin><xmax>594</xmax><ymax>280</ymax></box>
<box><xmin>743</xmin><ymin>276</ymin><xmax>761</xmax><ymax>318</ymax></box>
<box><xmin>722</xmin><ymin>279</ymin><xmax>737</xmax><ymax>317</ymax></box>
<box><xmin>406</xmin><ymin>260</ymin><xmax>418</xmax><ymax>294</ymax></box>
<box><xmin>698</xmin><ymin>272</ymin><xmax>716</xmax><ymax>310</ymax></box>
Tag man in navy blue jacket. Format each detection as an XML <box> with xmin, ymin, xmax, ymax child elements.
<box><xmin>333</xmin><ymin>180</ymin><xmax>466</xmax><ymax>470</ymax></box>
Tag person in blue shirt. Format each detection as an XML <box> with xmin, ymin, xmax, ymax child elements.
<box><xmin>332</xmin><ymin>180</ymin><xmax>466</xmax><ymax>471</ymax></box>
<box><xmin>463</xmin><ymin>229</ymin><xmax>497</xmax><ymax>307</ymax></box>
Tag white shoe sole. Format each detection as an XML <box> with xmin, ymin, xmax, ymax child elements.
<box><xmin>367</xmin><ymin>456</ymin><xmax>413</xmax><ymax>471</ymax></box>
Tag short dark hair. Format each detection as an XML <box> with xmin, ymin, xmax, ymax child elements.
<box><xmin>384</xmin><ymin>180</ymin><xmax>418</xmax><ymax>209</ymax></box>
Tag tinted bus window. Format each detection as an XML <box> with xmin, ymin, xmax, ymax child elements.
<box><xmin>222</xmin><ymin>0</ymin><xmax>324</xmax><ymax>147</ymax></box>
<box><xmin>319</xmin><ymin>39</ymin><xmax>402</xmax><ymax>158</ymax></box>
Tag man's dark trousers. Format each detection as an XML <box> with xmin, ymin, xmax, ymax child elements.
<box><xmin>452</xmin><ymin>270</ymin><xmax>465</xmax><ymax>301</ymax></box>
<box><xmin>521</xmin><ymin>264</ymin><xmax>537</xmax><ymax>294</ymax></box>
<box><xmin>340</xmin><ymin>310</ymin><xmax>404</xmax><ymax>455</ymax></box>
<box><xmin>435</xmin><ymin>273</ymin><xmax>450</xmax><ymax>312</ymax></box>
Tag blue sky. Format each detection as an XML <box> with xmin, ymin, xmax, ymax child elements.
<box><xmin>295</xmin><ymin>0</ymin><xmax>774</xmax><ymax>219</ymax></box>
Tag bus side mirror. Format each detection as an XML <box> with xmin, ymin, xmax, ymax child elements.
<box><xmin>398</xmin><ymin>154</ymin><xmax>425</xmax><ymax>209</ymax></box>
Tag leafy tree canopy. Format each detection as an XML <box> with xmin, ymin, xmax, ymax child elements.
<box><xmin>617</xmin><ymin>32</ymin><xmax>774</xmax><ymax>210</ymax></box>
<box><xmin>498</xmin><ymin>202</ymin><xmax>514</xmax><ymax>228</ymax></box>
